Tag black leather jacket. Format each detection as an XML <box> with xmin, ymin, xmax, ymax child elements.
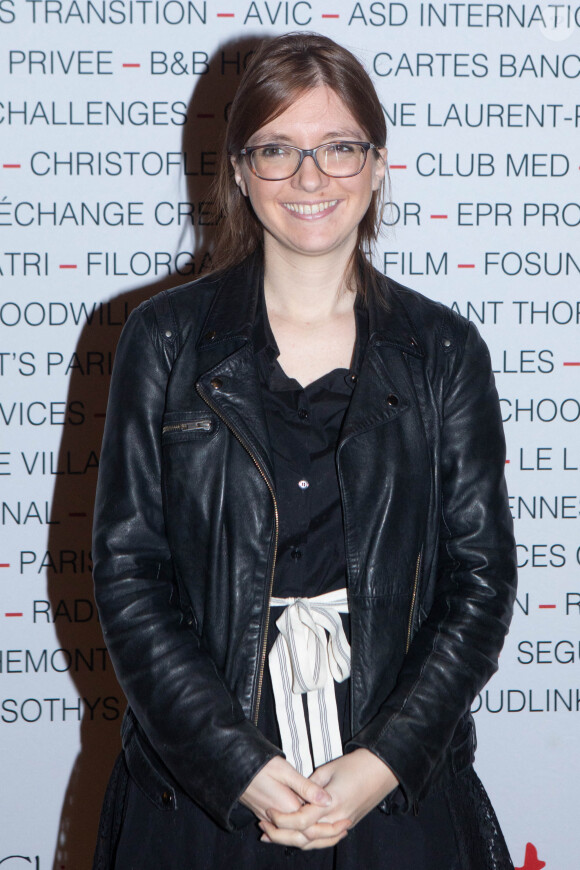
<box><xmin>93</xmin><ymin>254</ymin><xmax>517</xmax><ymax>831</ymax></box>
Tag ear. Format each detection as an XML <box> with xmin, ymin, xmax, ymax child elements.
<box><xmin>372</xmin><ymin>147</ymin><xmax>388</xmax><ymax>191</ymax></box>
<box><xmin>231</xmin><ymin>155</ymin><xmax>248</xmax><ymax>197</ymax></box>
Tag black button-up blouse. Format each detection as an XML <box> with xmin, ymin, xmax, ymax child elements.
<box><xmin>253</xmin><ymin>285</ymin><xmax>368</xmax><ymax>752</ymax></box>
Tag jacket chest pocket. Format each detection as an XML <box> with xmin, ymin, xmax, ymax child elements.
<box><xmin>161</xmin><ymin>410</ymin><xmax>227</xmax><ymax>555</ymax></box>
<box><xmin>161</xmin><ymin>411</ymin><xmax>220</xmax><ymax>445</ymax></box>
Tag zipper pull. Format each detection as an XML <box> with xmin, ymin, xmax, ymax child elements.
<box><xmin>162</xmin><ymin>419</ymin><xmax>213</xmax><ymax>434</ymax></box>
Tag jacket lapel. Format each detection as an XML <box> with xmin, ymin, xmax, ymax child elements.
<box><xmin>341</xmin><ymin>280</ymin><xmax>424</xmax><ymax>443</ymax></box>
<box><xmin>195</xmin><ymin>253</ymin><xmax>275</xmax><ymax>487</ymax></box>
<box><xmin>340</xmin><ymin>343</ymin><xmax>410</xmax><ymax>442</ymax></box>
<box><xmin>196</xmin><ymin>345</ymin><xmax>275</xmax><ymax>487</ymax></box>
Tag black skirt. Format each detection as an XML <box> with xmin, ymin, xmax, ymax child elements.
<box><xmin>93</xmin><ymin>750</ymin><xmax>513</xmax><ymax>870</ymax></box>
<box><xmin>93</xmin><ymin>616</ymin><xmax>513</xmax><ymax>870</ymax></box>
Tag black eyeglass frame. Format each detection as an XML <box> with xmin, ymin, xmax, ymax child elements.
<box><xmin>237</xmin><ymin>141</ymin><xmax>379</xmax><ymax>181</ymax></box>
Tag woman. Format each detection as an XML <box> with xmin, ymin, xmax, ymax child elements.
<box><xmin>92</xmin><ymin>33</ymin><xmax>517</xmax><ymax>869</ymax></box>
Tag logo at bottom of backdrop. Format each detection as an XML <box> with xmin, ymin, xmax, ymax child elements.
<box><xmin>0</xmin><ymin>859</ymin><xmax>40</xmax><ymax>868</ymax></box>
<box><xmin>515</xmin><ymin>843</ymin><xmax>546</xmax><ymax>870</ymax></box>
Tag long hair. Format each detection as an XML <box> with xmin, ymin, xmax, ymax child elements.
<box><xmin>211</xmin><ymin>33</ymin><xmax>387</xmax><ymax>299</ymax></box>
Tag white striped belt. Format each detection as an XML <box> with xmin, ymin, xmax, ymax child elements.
<box><xmin>268</xmin><ymin>588</ymin><xmax>350</xmax><ymax>776</ymax></box>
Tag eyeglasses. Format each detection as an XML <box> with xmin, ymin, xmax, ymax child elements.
<box><xmin>238</xmin><ymin>141</ymin><xmax>378</xmax><ymax>181</ymax></box>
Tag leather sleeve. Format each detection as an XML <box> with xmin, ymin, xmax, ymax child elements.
<box><xmin>346</xmin><ymin>321</ymin><xmax>517</xmax><ymax>808</ymax></box>
<box><xmin>92</xmin><ymin>305</ymin><xmax>281</xmax><ymax>830</ymax></box>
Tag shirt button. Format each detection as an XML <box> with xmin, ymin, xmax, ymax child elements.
<box><xmin>298</xmin><ymin>479</ymin><xmax>309</xmax><ymax>490</ymax></box>
<box><xmin>290</xmin><ymin>548</ymin><xmax>302</xmax><ymax>560</ymax></box>
<box><xmin>349</xmin><ymin>373</ymin><xmax>358</xmax><ymax>383</ymax></box>
<box><xmin>298</xmin><ymin>409</ymin><xmax>309</xmax><ymax>420</ymax></box>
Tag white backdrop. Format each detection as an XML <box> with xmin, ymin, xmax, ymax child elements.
<box><xmin>1</xmin><ymin>2</ymin><xmax>579</xmax><ymax>868</ymax></box>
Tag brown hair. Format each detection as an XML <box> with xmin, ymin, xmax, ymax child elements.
<box><xmin>211</xmin><ymin>32</ymin><xmax>387</xmax><ymax>298</ymax></box>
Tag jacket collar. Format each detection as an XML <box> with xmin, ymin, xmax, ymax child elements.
<box><xmin>195</xmin><ymin>252</ymin><xmax>422</xmax><ymax>481</ymax></box>
<box><xmin>197</xmin><ymin>250</ymin><xmax>424</xmax><ymax>359</ymax></box>
<box><xmin>368</xmin><ymin>284</ymin><xmax>424</xmax><ymax>358</ymax></box>
<box><xmin>197</xmin><ymin>252</ymin><xmax>262</xmax><ymax>350</ymax></box>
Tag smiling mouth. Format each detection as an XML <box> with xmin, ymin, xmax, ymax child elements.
<box><xmin>282</xmin><ymin>200</ymin><xmax>338</xmax><ymax>216</ymax></box>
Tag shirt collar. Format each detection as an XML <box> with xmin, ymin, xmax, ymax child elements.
<box><xmin>252</xmin><ymin>277</ymin><xmax>369</xmax><ymax>391</ymax></box>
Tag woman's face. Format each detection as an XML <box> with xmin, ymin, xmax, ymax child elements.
<box><xmin>232</xmin><ymin>85</ymin><xmax>386</xmax><ymax>263</ymax></box>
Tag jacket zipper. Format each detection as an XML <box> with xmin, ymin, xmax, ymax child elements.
<box><xmin>405</xmin><ymin>552</ymin><xmax>422</xmax><ymax>653</ymax></box>
<box><xmin>195</xmin><ymin>384</ymin><xmax>279</xmax><ymax>726</ymax></box>
<box><xmin>162</xmin><ymin>420</ymin><xmax>212</xmax><ymax>434</ymax></box>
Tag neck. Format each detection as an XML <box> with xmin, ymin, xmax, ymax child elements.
<box><xmin>263</xmin><ymin>238</ymin><xmax>357</xmax><ymax>324</ymax></box>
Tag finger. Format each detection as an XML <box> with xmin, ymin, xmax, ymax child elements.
<box><xmin>309</xmin><ymin>766</ymin><xmax>333</xmax><ymax>788</ymax></box>
<box><xmin>271</xmin><ymin>788</ymin><xmax>304</xmax><ymax>814</ymax></box>
<box><xmin>261</xmin><ymin>817</ymin><xmax>350</xmax><ymax>844</ymax></box>
<box><xmin>300</xmin><ymin>819</ymin><xmax>352</xmax><ymax>841</ymax></box>
<box><xmin>240</xmin><ymin>759</ymin><xmax>305</xmax><ymax>818</ymax></box>
<box><xmin>245</xmin><ymin>784</ymin><xmax>302</xmax><ymax>821</ymax></box>
<box><xmin>268</xmin><ymin>802</ymin><xmax>328</xmax><ymax>831</ymax></box>
<box><xmin>259</xmin><ymin>820</ymin><xmax>308</xmax><ymax>849</ymax></box>
<box><xmin>302</xmin><ymin>831</ymin><xmax>349</xmax><ymax>851</ymax></box>
<box><xmin>285</xmin><ymin>770</ymin><xmax>331</xmax><ymax>807</ymax></box>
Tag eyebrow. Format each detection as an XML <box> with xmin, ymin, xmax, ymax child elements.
<box><xmin>249</xmin><ymin>129</ymin><xmax>365</xmax><ymax>145</ymax></box>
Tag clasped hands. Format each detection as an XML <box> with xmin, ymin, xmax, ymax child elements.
<box><xmin>239</xmin><ymin>749</ymin><xmax>399</xmax><ymax>851</ymax></box>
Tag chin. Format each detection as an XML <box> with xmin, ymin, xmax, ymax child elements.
<box><xmin>284</xmin><ymin>229</ymin><xmax>356</xmax><ymax>258</ymax></box>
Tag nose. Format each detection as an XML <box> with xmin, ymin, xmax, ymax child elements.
<box><xmin>291</xmin><ymin>153</ymin><xmax>328</xmax><ymax>191</ymax></box>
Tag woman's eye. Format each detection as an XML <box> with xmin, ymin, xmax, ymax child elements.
<box><xmin>326</xmin><ymin>142</ymin><xmax>355</xmax><ymax>155</ymax></box>
<box><xmin>260</xmin><ymin>146</ymin><xmax>288</xmax><ymax>159</ymax></box>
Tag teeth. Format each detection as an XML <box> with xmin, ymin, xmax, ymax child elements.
<box><xmin>283</xmin><ymin>200</ymin><xmax>338</xmax><ymax>215</ymax></box>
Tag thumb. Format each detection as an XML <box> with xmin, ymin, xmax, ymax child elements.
<box><xmin>287</xmin><ymin>769</ymin><xmax>332</xmax><ymax>807</ymax></box>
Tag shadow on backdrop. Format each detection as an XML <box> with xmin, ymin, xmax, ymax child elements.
<box><xmin>48</xmin><ymin>35</ymin><xmax>262</xmax><ymax>870</ymax></box>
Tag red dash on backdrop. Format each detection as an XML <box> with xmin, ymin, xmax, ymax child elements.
<box><xmin>539</xmin><ymin>604</ymin><xmax>556</xmax><ymax>609</ymax></box>
<box><xmin>389</xmin><ymin>165</ymin><xmax>407</xmax><ymax>169</ymax></box>
<box><xmin>122</xmin><ymin>63</ymin><xmax>141</xmax><ymax>68</ymax></box>
<box><xmin>563</xmin><ymin>362</ymin><xmax>580</xmax><ymax>366</ymax></box>
<box><xmin>217</xmin><ymin>12</ymin><xmax>235</xmax><ymax>16</ymax></box>
<box><xmin>430</xmin><ymin>215</ymin><xmax>448</xmax><ymax>219</ymax></box>
<box><xmin>457</xmin><ymin>264</ymin><xmax>475</xmax><ymax>269</ymax></box>
<box><xmin>505</xmin><ymin>460</ymin><xmax>510</xmax><ymax>464</ymax></box>
<box><xmin>515</xmin><ymin>842</ymin><xmax>546</xmax><ymax>870</ymax></box>
<box><xmin>3</xmin><ymin>164</ymin><xmax>21</xmax><ymax>168</ymax></box>
<box><xmin>59</xmin><ymin>264</ymin><xmax>77</xmax><ymax>269</ymax></box>
<box><xmin>321</xmin><ymin>13</ymin><xmax>340</xmax><ymax>17</ymax></box>
<box><xmin>5</xmin><ymin>613</ymin><xmax>23</xmax><ymax>618</ymax></box>
<box><xmin>0</xmin><ymin>564</ymin><xmax>10</xmax><ymax>568</ymax></box>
